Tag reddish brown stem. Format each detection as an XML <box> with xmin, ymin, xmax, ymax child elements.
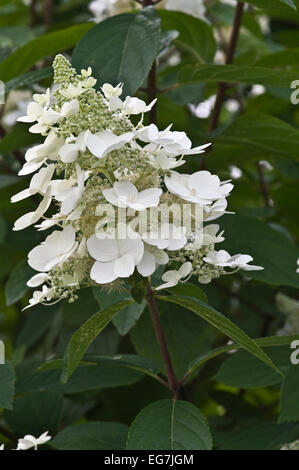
<box><xmin>30</xmin><ymin>0</ymin><xmax>38</xmax><ymax>27</ymax></box>
<box><xmin>209</xmin><ymin>1</ymin><xmax>244</xmax><ymax>132</ymax></box>
<box><xmin>201</xmin><ymin>1</ymin><xmax>244</xmax><ymax>169</ymax></box>
<box><xmin>44</xmin><ymin>0</ymin><xmax>53</xmax><ymax>31</ymax></box>
<box><xmin>146</xmin><ymin>283</ymin><xmax>179</xmax><ymax>398</ymax></box>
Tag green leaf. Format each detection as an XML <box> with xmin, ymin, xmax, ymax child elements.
<box><xmin>214</xmin><ymin>347</ymin><xmax>292</xmax><ymax>389</ymax></box>
<box><xmin>210</xmin><ymin>114</ymin><xmax>299</xmax><ymax>170</ymax></box>
<box><xmin>63</xmin><ymin>287</ymin><xmax>100</xmax><ymax>328</ymax></box>
<box><xmin>179</xmin><ymin>64</ymin><xmax>299</xmax><ymax>88</ymax></box>
<box><xmin>93</xmin><ymin>288</ymin><xmax>145</xmax><ymax>335</ymax></box>
<box><xmin>5</xmin><ymin>258</ymin><xmax>35</xmax><ymax>306</ymax></box>
<box><xmin>220</xmin><ymin>215</ymin><xmax>299</xmax><ymax>287</ymax></box>
<box><xmin>5</xmin><ymin>67</ymin><xmax>53</xmax><ymax>94</ymax></box>
<box><xmin>280</xmin><ymin>366</ymin><xmax>299</xmax><ymax>422</ymax></box>
<box><xmin>158</xmin><ymin>295</ymin><xmax>280</xmax><ymax>375</ymax></box>
<box><xmin>4</xmin><ymin>391</ymin><xmax>63</xmax><ymax>436</ymax></box>
<box><xmin>166</xmin><ymin>283</ymin><xmax>207</xmax><ymax>302</ymax></box>
<box><xmin>87</xmin><ymin>354</ymin><xmax>161</xmax><ymax>382</ymax></box>
<box><xmin>37</xmin><ymin>359</ymin><xmax>94</xmax><ymax>372</ymax></box>
<box><xmin>52</xmin><ymin>422</ymin><xmax>128</xmax><ymax>450</ymax></box>
<box><xmin>218</xmin><ymin>421</ymin><xmax>299</xmax><ymax>450</ymax></box>
<box><xmin>72</xmin><ymin>8</ymin><xmax>161</xmax><ymax>97</ymax></box>
<box><xmin>16</xmin><ymin>363</ymin><xmax>143</xmax><ymax>395</ymax></box>
<box><xmin>62</xmin><ymin>299</ymin><xmax>134</xmax><ymax>382</ymax></box>
<box><xmin>188</xmin><ymin>335</ymin><xmax>299</xmax><ymax>377</ymax></box>
<box><xmin>126</xmin><ymin>399</ymin><xmax>212</xmax><ymax>450</ymax></box>
<box><xmin>255</xmin><ymin>48</ymin><xmax>299</xmax><ymax>69</ymax></box>
<box><xmin>0</xmin><ymin>213</ymin><xmax>7</xmax><ymax>243</ymax></box>
<box><xmin>15</xmin><ymin>305</ymin><xmax>58</xmax><ymax>350</ymax></box>
<box><xmin>39</xmin><ymin>354</ymin><xmax>162</xmax><ymax>385</ymax></box>
<box><xmin>166</xmin><ymin>82</ymin><xmax>205</xmax><ymax>106</ymax></box>
<box><xmin>112</xmin><ymin>301</ymin><xmax>146</xmax><ymax>335</ymax></box>
<box><xmin>0</xmin><ymin>362</ymin><xmax>15</xmax><ymax>410</ymax></box>
<box><xmin>0</xmin><ymin>23</ymin><xmax>94</xmax><ymax>82</ymax></box>
<box><xmin>0</xmin><ymin>122</ymin><xmax>42</xmax><ymax>155</ymax></box>
<box><xmin>0</xmin><ymin>25</ymin><xmax>35</xmax><ymax>48</ymax></box>
<box><xmin>0</xmin><ymin>174</ymin><xmax>19</xmax><ymax>189</ymax></box>
<box><xmin>159</xmin><ymin>10</ymin><xmax>216</xmax><ymax>63</ymax></box>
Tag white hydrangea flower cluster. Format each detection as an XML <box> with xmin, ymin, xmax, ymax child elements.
<box><xmin>0</xmin><ymin>431</ymin><xmax>51</xmax><ymax>450</ymax></box>
<box><xmin>12</xmin><ymin>55</ymin><xmax>263</xmax><ymax>309</ymax></box>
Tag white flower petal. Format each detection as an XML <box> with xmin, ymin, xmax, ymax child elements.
<box><xmin>90</xmin><ymin>260</ymin><xmax>117</xmax><ymax>284</ymax></box>
<box><xmin>87</xmin><ymin>235</ymin><xmax>118</xmax><ymax>262</ymax></box>
<box><xmin>114</xmin><ymin>253</ymin><xmax>135</xmax><ymax>278</ymax></box>
<box><xmin>135</xmin><ymin>188</ymin><xmax>162</xmax><ymax>209</ymax></box>
<box><xmin>61</xmin><ymin>99</ymin><xmax>79</xmax><ymax>117</ymax></box>
<box><xmin>162</xmin><ymin>270</ymin><xmax>180</xmax><ymax>283</ymax></box>
<box><xmin>28</xmin><ymin>225</ymin><xmax>76</xmax><ymax>271</ymax></box>
<box><xmin>137</xmin><ymin>250</ymin><xmax>156</xmax><ymax>277</ymax></box>
<box><xmin>178</xmin><ymin>261</ymin><xmax>192</xmax><ymax>278</ymax></box>
<box><xmin>27</xmin><ymin>273</ymin><xmax>48</xmax><ymax>287</ymax></box>
<box><xmin>11</xmin><ymin>188</ymin><xmax>32</xmax><ymax>203</ymax></box>
<box><xmin>59</xmin><ymin>143</ymin><xmax>79</xmax><ymax>163</ymax></box>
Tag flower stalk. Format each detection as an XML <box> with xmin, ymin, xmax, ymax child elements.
<box><xmin>209</xmin><ymin>1</ymin><xmax>245</xmax><ymax>132</ymax></box>
<box><xmin>201</xmin><ymin>1</ymin><xmax>245</xmax><ymax>169</ymax></box>
<box><xmin>146</xmin><ymin>282</ymin><xmax>180</xmax><ymax>399</ymax></box>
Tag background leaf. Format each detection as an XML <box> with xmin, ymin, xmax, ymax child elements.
<box><xmin>5</xmin><ymin>258</ymin><xmax>35</xmax><ymax>306</ymax></box>
<box><xmin>51</xmin><ymin>422</ymin><xmax>128</xmax><ymax>450</ymax></box>
<box><xmin>159</xmin><ymin>10</ymin><xmax>216</xmax><ymax>63</ymax></box>
<box><xmin>220</xmin><ymin>215</ymin><xmax>299</xmax><ymax>287</ymax></box>
<box><xmin>0</xmin><ymin>362</ymin><xmax>15</xmax><ymax>410</ymax></box>
<box><xmin>179</xmin><ymin>64</ymin><xmax>299</xmax><ymax>88</ymax></box>
<box><xmin>0</xmin><ymin>23</ymin><xmax>93</xmax><ymax>82</ymax></box>
<box><xmin>4</xmin><ymin>391</ymin><xmax>63</xmax><ymax>436</ymax></box>
<box><xmin>280</xmin><ymin>366</ymin><xmax>299</xmax><ymax>422</ymax></box>
<box><xmin>214</xmin><ymin>347</ymin><xmax>292</xmax><ymax>388</ymax></box>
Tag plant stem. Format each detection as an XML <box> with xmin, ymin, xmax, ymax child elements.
<box><xmin>210</xmin><ymin>1</ymin><xmax>244</xmax><ymax>130</ymax></box>
<box><xmin>201</xmin><ymin>1</ymin><xmax>244</xmax><ymax>169</ymax></box>
<box><xmin>44</xmin><ymin>0</ymin><xmax>53</xmax><ymax>31</ymax></box>
<box><xmin>146</xmin><ymin>282</ymin><xmax>179</xmax><ymax>398</ymax></box>
<box><xmin>30</xmin><ymin>0</ymin><xmax>38</xmax><ymax>27</ymax></box>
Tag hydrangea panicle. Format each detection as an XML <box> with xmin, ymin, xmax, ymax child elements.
<box><xmin>12</xmin><ymin>54</ymin><xmax>263</xmax><ymax>309</ymax></box>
